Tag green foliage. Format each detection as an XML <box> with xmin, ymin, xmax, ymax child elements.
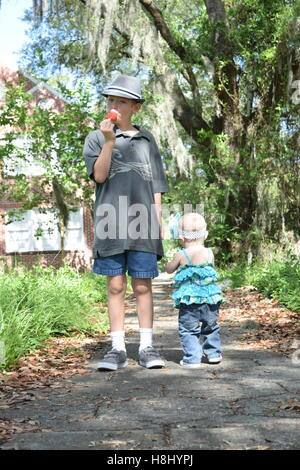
<box><xmin>219</xmin><ymin>253</ymin><xmax>300</xmax><ymax>313</ymax></box>
<box><xmin>0</xmin><ymin>267</ymin><xmax>109</xmax><ymax>369</ymax></box>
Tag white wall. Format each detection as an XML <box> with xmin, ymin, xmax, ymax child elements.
<box><xmin>5</xmin><ymin>208</ymin><xmax>85</xmax><ymax>253</ymax></box>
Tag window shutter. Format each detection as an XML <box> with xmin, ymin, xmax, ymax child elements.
<box><xmin>64</xmin><ymin>209</ymin><xmax>85</xmax><ymax>251</ymax></box>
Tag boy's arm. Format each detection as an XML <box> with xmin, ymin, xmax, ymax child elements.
<box><xmin>165</xmin><ymin>252</ymin><xmax>181</xmax><ymax>274</ymax></box>
<box><xmin>93</xmin><ymin>119</ymin><xmax>116</xmax><ymax>183</ymax></box>
<box><xmin>154</xmin><ymin>193</ymin><xmax>164</xmax><ymax>239</ymax></box>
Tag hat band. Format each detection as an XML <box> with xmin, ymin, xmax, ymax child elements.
<box><xmin>105</xmin><ymin>85</ymin><xmax>141</xmax><ymax>100</ymax></box>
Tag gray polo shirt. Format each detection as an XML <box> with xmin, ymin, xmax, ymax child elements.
<box><xmin>83</xmin><ymin>126</ymin><xmax>168</xmax><ymax>259</ymax></box>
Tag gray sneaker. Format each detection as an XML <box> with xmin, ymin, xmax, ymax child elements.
<box><xmin>180</xmin><ymin>360</ymin><xmax>201</xmax><ymax>369</ymax></box>
<box><xmin>97</xmin><ymin>349</ymin><xmax>128</xmax><ymax>371</ymax></box>
<box><xmin>202</xmin><ymin>354</ymin><xmax>222</xmax><ymax>364</ymax></box>
<box><xmin>139</xmin><ymin>346</ymin><xmax>165</xmax><ymax>369</ymax></box>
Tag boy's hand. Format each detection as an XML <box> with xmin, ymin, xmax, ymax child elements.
<box><xmin>99</xmin><ymin>118</ymin><xmax>116</xmax><ymax>143</ymax></box>
<box><xmin>99</xmin><ymin>109</ymin><xmax>120</xmax><ymax>143</ymax></box>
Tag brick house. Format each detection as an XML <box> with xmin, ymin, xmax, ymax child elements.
<box><xmin>0</xmin><ymin>63</ymin><xmax>94</xmax><ymax>271</ymax></box>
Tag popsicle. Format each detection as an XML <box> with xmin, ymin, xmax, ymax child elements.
<box><xmin>105</xmin><ymin>109</ymin><xmax>119</xmax><ymax>120</ymax></box>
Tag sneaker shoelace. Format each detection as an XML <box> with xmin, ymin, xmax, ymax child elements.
<box><xmin>142</xmin><ymin>347</ymin><xmax>160</xmax><ymax>357</ymax></box>
<box><xmin>104</xmin><ymin>349</ymin><xmax>124</xmax><ymax>359</ymax></box>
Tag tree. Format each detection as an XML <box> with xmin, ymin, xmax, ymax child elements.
<box><xmin>7</xmin><ymin>0</ymin><xmax>300</xmax><ymax>260</ymax></box>
<box><xmin>0</xmin><ymin>79</ymin><xmax>97</xmax><ymax>262</ymax></box>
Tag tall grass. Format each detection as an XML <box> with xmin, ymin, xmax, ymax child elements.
<box><xmin>0</xmin><ymin>266</ymin><xmax>109</xmax><ymax>369</ymax></box>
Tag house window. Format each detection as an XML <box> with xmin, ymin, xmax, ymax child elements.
<box><xmin>0</xmin><ymin>84</ymin><xmax>5</xmax><ymax>104</ymax></box>
<box><xmin>3</xmin><ymin>137</ymin><xmax>46</xmax><ymax>177</ymax></box>
<box><xmin>3</xmin><ymin>136</ymin><xmax>61</xmax><ymax>177</ymax></box>
<box><xmin>5</xmin><ymin>208</ymin><xmax>85</xmax><ymax>253</ymax></box>
<box><xmin>38</xmin><ymin>99</ymin><xmax>50</xmax><ymax>110</ymax></box>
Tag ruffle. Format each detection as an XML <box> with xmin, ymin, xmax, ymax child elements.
<box><xmin>172</xmin><ymin>292</ymin><xmax>223</xmax><ymax>308</ymax></box>
<box><xmin>172</xmin><ymin>268</ymin><xmax>223</xmax><ymax>308</ymax></box>
<box><xmin>173</xmin><ymin>277</ymin><xmax>217</xmax><ymax>288</ymax></box>
<box><xmin>173</xmin><ymin>264</ymin><xmax>219</xmax><ymax>283</ymax></box>
<box><xmin>172</xmin><ymin>282</ymin><xmax>221</xmax><ymax>298</ymax></box>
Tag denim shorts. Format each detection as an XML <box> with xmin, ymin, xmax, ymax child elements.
<box><xmin>93</xmin><ymin>250</ymin><xmax>158</xmax><ymax>278</ymax></box>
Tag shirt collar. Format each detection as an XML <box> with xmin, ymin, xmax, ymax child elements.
<box><xmin>115</xmin><ymin>125</ymin><xmax>150</xmax><ymax>141</ymax></box>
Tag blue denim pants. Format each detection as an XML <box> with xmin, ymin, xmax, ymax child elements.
<box><xmin>178</xmin><ymin>302</ymin><xmax>221</xmax><ymax>364</ymax></box>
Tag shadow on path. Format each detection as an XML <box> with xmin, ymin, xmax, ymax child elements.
<box><xmin>1</xmin><ymin>278</ymin><xmax>299</xmax><ymax>450</ymax></box>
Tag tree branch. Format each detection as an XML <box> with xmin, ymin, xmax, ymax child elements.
<box><xmin>137</xmin><ymin>0</ymin><xmax>210</xmax><ymax>137</ymax></box>
<box><xmin>172</xmin><ymin>84</ymin><xmax>211</xmax><ymax>140</ymax></box>
<box><xmin>138</xmin><ymin>0</ymin><xmax>189</xmax><ymax>62</ymax></box>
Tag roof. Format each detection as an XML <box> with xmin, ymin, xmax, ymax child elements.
<box><xmin>0</xmin><ymin>64</ymin><xmax>69</xmax><ymax>104</ymax></box>
<box><xmin>20</xmin><ymin>69</ymin><xmax>69</xmax><ymax>103</ymax></box>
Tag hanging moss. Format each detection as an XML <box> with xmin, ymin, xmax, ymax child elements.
<box><xmin>82</xmin><ymin>0</ymin><xmax>194</xmax><ymax>173</ymax></box>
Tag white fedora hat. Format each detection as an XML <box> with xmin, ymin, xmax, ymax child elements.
<box><xmin>102</xmin><ymin>74</ymin><xmax>145</xmax><ymax>103</ymax></box>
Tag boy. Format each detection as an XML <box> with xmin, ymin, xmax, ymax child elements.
<box><xmin>83</xmin><ymin>75</ymin><xmax>168</xmax><ymax>370</ymax></box>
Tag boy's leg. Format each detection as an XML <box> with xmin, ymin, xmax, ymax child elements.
<box><xmin>97</xmin><ymin>274</ymin><xmax>128</xmax><ymax>371</ymax></box>
<box><xmin>93</xmin><ymin>252</ymin><xmax>128</xmax><ymax>370</ymax></box>
<box><xmin>131</xmin><ymin>277</ymin><xmax>165</xmax><ymax>368</ymax></box>
<box><xmin>131</xmin><ymin>277</ymin><xmax>153</xmax><ymax>329</ymax></box>
<box><xmin>125</xmin><ymin>250</ymin><xmax>164</xmax><ymax>368</ymax></box>
<box><xmin>107</xmin><ymin>274</ymin><xmax>127</xmax><ymax>351</ymax></box>
<box><xmin>93</xmin><ymin>253</ymin><xmax>127</xmax><ymax>335</ymax></box>
<box><xmin>107</xmin><ymin>274</ymin><xmax>127</xmax><ymax>332</ymax></box>
<box><xmin>131</xmin><ymin>277</ymin><xmax>153</xmax><ymax>349</ymax></box>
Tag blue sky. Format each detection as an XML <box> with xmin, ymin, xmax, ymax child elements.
<box><xmin>0</xmin><ymin>0</ymin><xmax>32</xmax><ymax>68</ymax></box>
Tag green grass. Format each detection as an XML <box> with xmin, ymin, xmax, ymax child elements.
<box><xmin>218</xmin><ymin>255</ymin><xmax>300</xmax><ymax>313</ymax></box>
<box><xmin>0</xmin><ymin>266</ymin><xmax>109</xmax><ymax>369</ymax></box>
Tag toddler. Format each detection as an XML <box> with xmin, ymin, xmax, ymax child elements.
<box><xmin>166</xmin><ymin>213</ymin><xmax>223</xmax><ymax>368</ymax></box>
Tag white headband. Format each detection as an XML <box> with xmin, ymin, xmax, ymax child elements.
<box><xmin>178</xmin><ymin>228</ymin><xmax>207</xmax><ymax>240</ymax></box>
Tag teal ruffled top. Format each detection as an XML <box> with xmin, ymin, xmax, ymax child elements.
<box><xmin>172</xmin><ymin>248</ymin><xmax>223</xmax><ymax>308</ymax></box>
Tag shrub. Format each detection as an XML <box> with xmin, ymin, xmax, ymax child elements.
<box><xmin>219</xmin><ymin>255</ymin><xmax>300</xmax><ymax>312</ymax></box>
